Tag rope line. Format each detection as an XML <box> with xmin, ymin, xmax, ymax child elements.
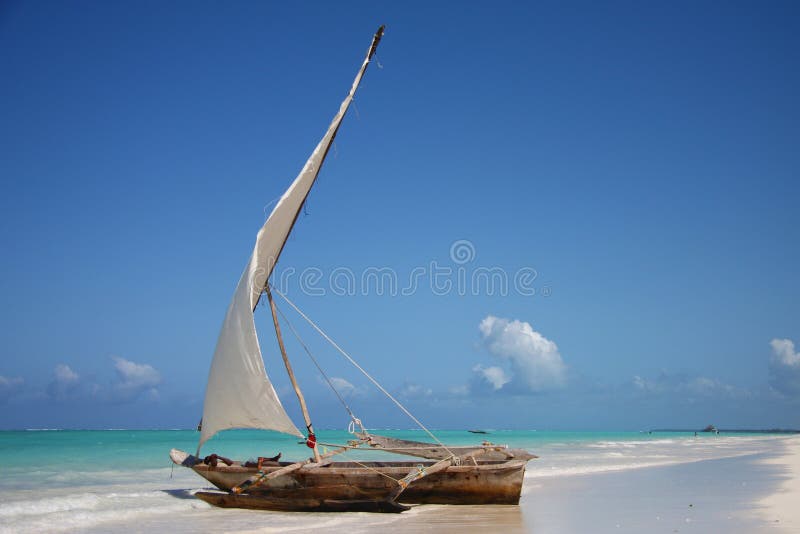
<box><xmin>273</xmin><ymin>301</ymin><xmax>362</xmax><ymax>428</ymax></box>
<box><xmin>338</xmin><ymin>451</ymin><xmax>402</xmax><ymax>484</ymax></box>
<box><xmin>270</xmin><ymin>286</ymin><xmax>455</xmax><ymax>458</ymax></box>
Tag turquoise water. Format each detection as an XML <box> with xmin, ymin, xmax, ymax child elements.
<box><xmin>0</xmin><ymin>428</ymin><xmax>705</xmax><ymax>476</ymax></box>
<box><xmin>0</xmin><ymin>428</ymin><xmax>775</xmax><ymax>474</ymax></box>
<box><xmin>0</xmin><ymin>429</ymin><xmax>787</xmax><ymax>533</ymax></box>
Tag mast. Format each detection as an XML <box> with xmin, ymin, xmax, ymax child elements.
<box><xmin>266</xmin><ymin>286</ymin><xmax>321</xmax><ymax>462</ymax></box>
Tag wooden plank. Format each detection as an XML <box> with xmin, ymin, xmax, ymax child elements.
<box><xmin>231</xmin><ymin>446</ymin><xmax>348</xmax><ymax>494</ymax></box>
<box><xmin>387</xmin><ymin>448</ymin><xmax>490</xmax><ymax>502</ymax></box>
<box><xmin>196</xmin><ymin>491</ymin><xmax>410</xmax><ymax>513</ymax></box>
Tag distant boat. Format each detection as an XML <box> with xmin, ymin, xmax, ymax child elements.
<box><xmin>468</xmin><ymin>430</ymin><xmax>490</xmax><ymax>434</ymax></box>
<box><xmin>169</xmin><ymin>25</ymin><xmax>535</xmax><ymax>514</ymax></box>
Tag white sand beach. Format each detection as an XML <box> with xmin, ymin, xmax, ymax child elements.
<box><xmin>758</xmin><ymin>436</ymin><xmax>800</xmax><ymax>532</ymax></box>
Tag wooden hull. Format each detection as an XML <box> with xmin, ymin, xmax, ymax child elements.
<box><xmin>188</xmin><ymin>459</ymin><xmax>527</xmax><ymax>507</ymax></box>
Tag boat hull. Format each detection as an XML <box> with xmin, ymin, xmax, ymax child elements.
<box><xmin>185</xmin><ymin>458</ymin><xmax>527</xmax><ymax>507</ymax></box>
<box><xmin>194</xmin><ymin>491</ymin><xmax>411</xmax><ymax>513</ymax></box>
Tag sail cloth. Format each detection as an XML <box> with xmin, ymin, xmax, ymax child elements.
<box><xmin>198</xmin><ymin>26</ymin><xmax>386</xmax><ymax>452</ymax></box>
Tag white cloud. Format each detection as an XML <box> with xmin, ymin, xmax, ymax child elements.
<box><xmin>54</xmin><ymin>364</ymin><xmax>79</xmax><ymax>383</ymax></box>
<box><xmin>448</xmin><ymin>384</ymin><xmax>469</xmax><ymax>396</ymax></box>
<box><xmin>472</xmin><ymin>365</ymin><xmax>510</xmax><ymax>390</ymax></box>
<box><xmin>632</xmin><ymin>374</ymin><xmax>657</xmax><ymax>393</ymax></box>
<box><xmin>476</xmin><ymin>315</ymin><xmax>567</xmax><ymax>392</ymax></box>
<box><xmin>771</xmin><ymin>339</ymin><xmax>800</xmax><ymax>367</ymax></box>
<box><xmin>0</xmin><ymin>375</ymin><xmax>24</xmax><ymax>403</ymax></box>
<box><xmin>111</xmin><ymin>357</ymin><xmax>161</xmax><ymax>402</ymax></box>
<box><xmin>631</xmin><ymin>372</ymin><xmax>745</xmax><ymax>398</ymax></box>
<box><xmin>398</xmin><ymin>382</ymin><xmax>433</xmax><ymax>398</ymax></box>
<box><xmin>47</xmin><ymin>364</ymin><xmax>80</xmax><ymax>400</ymax></box>
<box><xmin>685</xmin><ymin>376</ymin><xmax>739</xmax><ymax>397</ymax></box>
<box><xmin>769</xmin><ymin>338</ymin><xmax>800</xmax><ymax>395</ymax></box>
<box><xmin>0</xmin><ymin>375</ymin><xmax>23</xmax><ymax>388</ymax></box>
<box><xmin>328</xmin><ymin>377</ymin><xmax>357</xmax><ymax>397</ymax></box>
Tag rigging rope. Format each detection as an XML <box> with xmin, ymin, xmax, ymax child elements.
<box><xmin>273</xmin><ymin>301</ymin><xmax>363</xmax><ymax>431</ymax></box>
<box><xmin>270</xmin><ymin>286</ymin><xmax>455</xmax><ymax>458</ymax></box>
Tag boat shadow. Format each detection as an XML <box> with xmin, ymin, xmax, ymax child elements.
<box><xmin>162</xmin><ymin>488</ymin><xmax>203</xmax><ymax>500</ymax></box>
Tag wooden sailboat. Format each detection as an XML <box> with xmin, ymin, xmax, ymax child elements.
<box><xmin>169</xmin><ymin>25</ymin><xmax>536</xmax><ymax>513</ymax></box>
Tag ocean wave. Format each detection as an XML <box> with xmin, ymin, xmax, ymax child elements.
<box><xmin>0</xmin><ymin>490</ymin><xmax>209</xmax><ymax>533</ymax></box>
<box><xmin>586</xmin><ymin>439</ymin><xmax>676</xmax><ymax>449</ymax></box>
<box><xmin>525</xmin><ymin>460</ymin><xmax>680</xmax><ymax>478</ymax></box>
<box><xmin>1</xmin><ymin>503</ymin><xmax>206</xmax><ymax>534</ymax></box>
<box><xmin>0</xmin><ymin>493</ymin><xmax>103</xmax><ymax>518</ymax></box>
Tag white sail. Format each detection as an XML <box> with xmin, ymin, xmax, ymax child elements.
<box><xmin>198</xmin><ymin>27</ymin><xmax>385</xmax><ymax>452</ymax></box>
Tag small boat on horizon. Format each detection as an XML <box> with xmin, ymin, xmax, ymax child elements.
<box><xmin>169</xmin><ymin>25</ymin><xmax>536</xmax><ymax>513</ymax></box>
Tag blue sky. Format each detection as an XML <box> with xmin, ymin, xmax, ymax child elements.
<box><xmin>1</xmin><ymin>1</ymin><xmax>798</xmax><ymax>431</ymax></box>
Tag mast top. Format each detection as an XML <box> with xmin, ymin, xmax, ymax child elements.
<box><xmin>368</xmin><ymin>25</ymin><xmax>385</xmax><ymax>60</ymax></box>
